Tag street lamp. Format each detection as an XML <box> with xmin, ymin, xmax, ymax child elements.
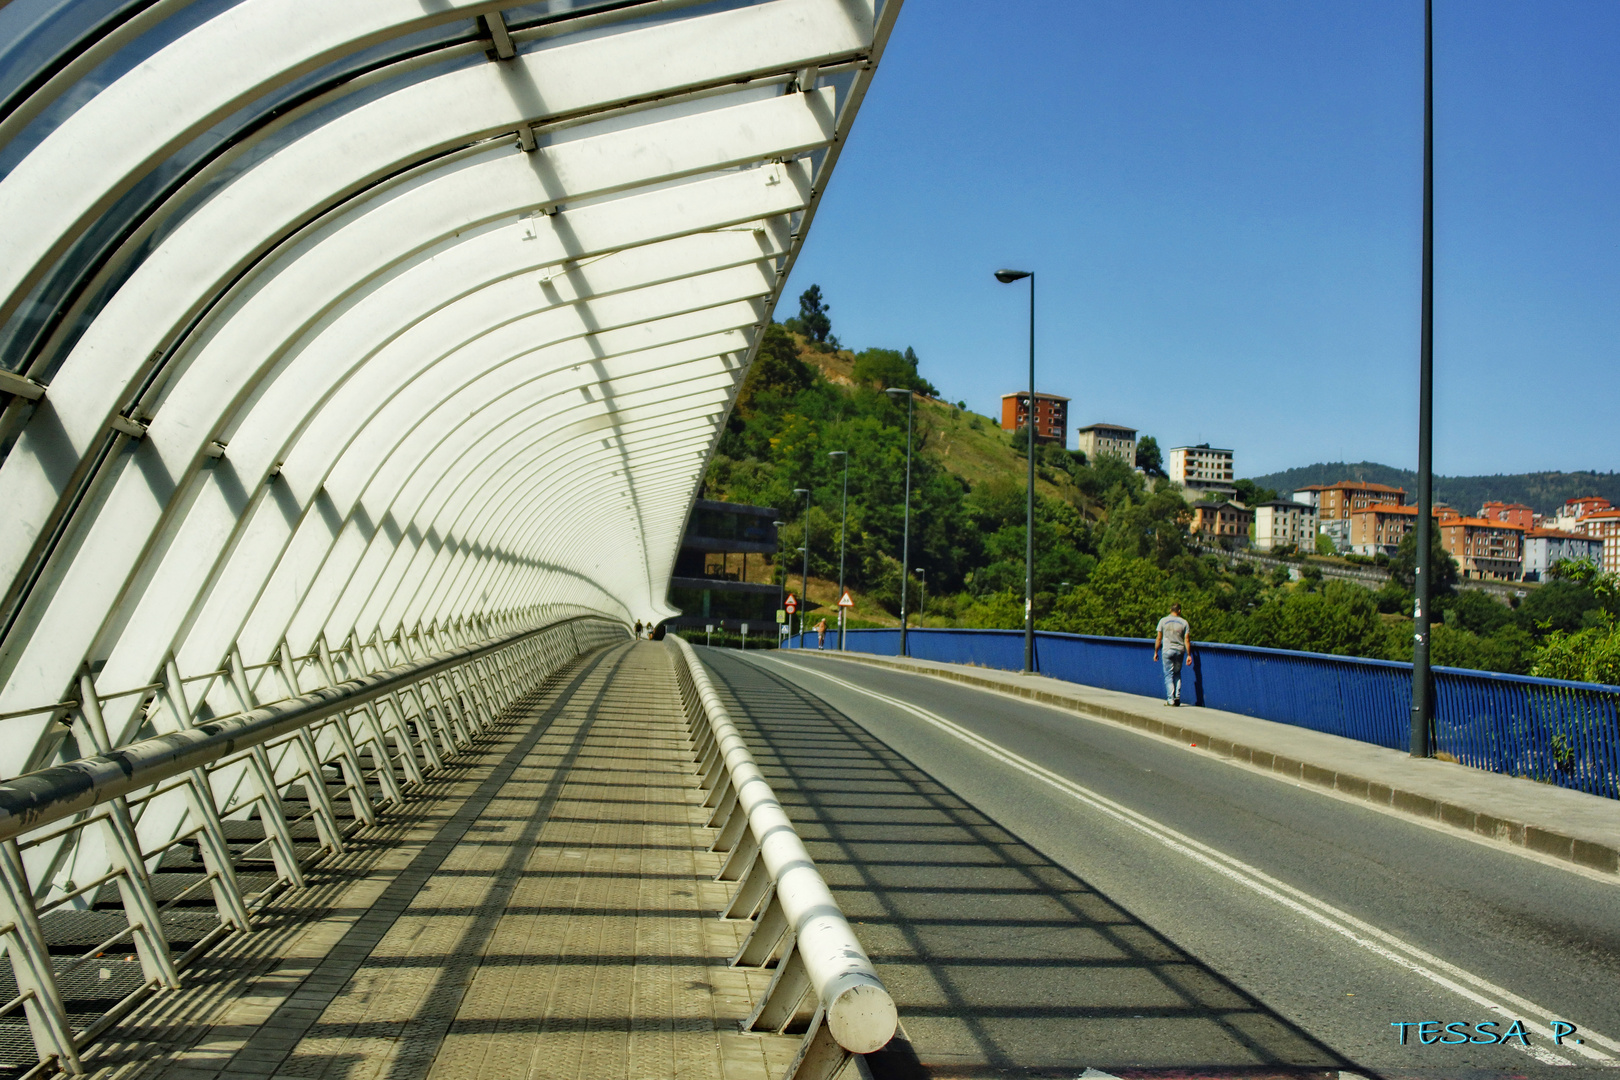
<box><xmin>793</xmin><ymin>487</ymin><xmax>810</xmax><ymax>645</ymax></box>
<box><xmin>828</xmin><ymin>450</ymin><xmax>849</xmax><ymax>650</ymax></box>
<box><xmin>915</xmin><ymin>567</ymin><xmax>926</xmax><ymax>630</ymax></box>
<box><xmin>885</xmin><ymin>387</ymin><xmax>915</xmax><ymax>657</ymax></box>
<box><xmin>1411</xmin><ymin>0</ymin><xmax>1436</xmax><ymax>758</ymax></box>
<box><xmin>995</xmin><ymin>267</ymin><xmax>1036</xmax><ymax>674</ymax></box>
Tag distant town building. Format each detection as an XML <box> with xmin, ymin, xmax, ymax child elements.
<box><xmin>1169</xmin><ymin>444</ymin><xmax>1235</xmax><ymax>496</ymax></box>
<box><xmin>1521</xmin><ymin>529</ymin><xmax>1604</xmax><ymax>582</ymax></box>
<box><xmin>1578</xmin><ymin>509</ymin><xmax>1620</xmax><ymax>575</ymax></box>
<box><xmin>1349</xmin><ymin>503</ymin><xmax>1434</xmax><ymax>557</ymax></box>
<box><xmin>1253</xmin><ymin>500</ymin><xmax>1319</xmax><ymax>553</ymax></box>
<box><xmin>1191</xmin><ymin>500</ymin><xmax>1253</xmax><ymax>545</ymax></box>
<box><xmin>1550</xmin><ymin>495</ymin><xmax>1612</xmax><ymax>534</ymax></box>
<box><xmin>1000</xmin><ymin>391</ymin><xmax>1068</xmax><ymax>445</ymax></box>
<box><xmin>665</xmin><ymin>499</ymin><xmax>782</xmax><ymax>630</ymax></box>
<box><xmin>1294</xmin><ymin>481</ymin><xmax>1407</xmax><ymax>520</ymax></box>
<box><xmin>1438</xmin><ymin>516</ymin><xmax>1524</xmax><ymax>581</ymax></box>
<box><xmin>1479</xmin><ymin>502</ymin><xmax>1536</xmax><ymax>531</ymax></box>
<box><xmin>1074</xmin><ymin>423</ymin><xmax>1136</xmax><ymax>465</ymax></box>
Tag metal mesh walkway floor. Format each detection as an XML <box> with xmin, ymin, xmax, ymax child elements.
<box><xmin>83</xmin><ymin>642</ymin><xmax>800</xmax><ymax>1080</ymax></box>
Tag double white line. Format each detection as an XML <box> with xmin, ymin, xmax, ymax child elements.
<box><xmin>768</xmin><ymin>655</ymin><xmax>1619</xmax><ymax>1068</ymax></box>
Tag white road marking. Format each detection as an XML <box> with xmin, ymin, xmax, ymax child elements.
<box><xmin>763</xmin><ymin>654</ymin><xmax>1619</xmax><ymax>1067</ymax></box>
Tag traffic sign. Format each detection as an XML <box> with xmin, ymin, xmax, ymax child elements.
<box><xmin>784</xmin><ymin>593</ymin><xmax>798</xmax><ymax>614</ymax></box>
<box><xmin>838</xmin><ymin>591</ymin><xmax>854</xmax><ymax>608</ymax></box>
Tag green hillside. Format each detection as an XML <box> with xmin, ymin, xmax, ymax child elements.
<box><xmin>1248</xmin><ymin>462</ymin><xmax>1620</xmax><ymax>516</ymax></box>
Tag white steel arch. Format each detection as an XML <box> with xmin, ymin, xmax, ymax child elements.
<box><xmin>0</xmin><ymin>0</ymin><xmax>902</xmax><ymax>784</ymax></box>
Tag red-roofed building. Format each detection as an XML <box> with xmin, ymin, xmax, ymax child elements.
<box><xmin>1550</xmin><ymin>495</ymin><xmax>1612</xmax><ymax>534</ymax></box>
<box><xmin>1578</xmin><ymin>509</ymin><xmax>1620</xmax><ymax>575</ymax></box>
<box><xmin>1480</xmin><ymin>502</ymin><xmax>1536</xmax><ymax>531</ymax></box>
<box><xmin>1439</xmin><ymin>517</ymin><xmax>1524</xmax><ymax>580</ymax></box>
<box><xmin>1349</xmin><ymin>503</ymin><xmax>1432</xmax><ymax>557</ymax></box>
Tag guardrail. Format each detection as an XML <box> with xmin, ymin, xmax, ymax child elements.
<box><xmin>666</xmin><ymin>635</ymin><xmax>896</xmax><ymax>1080</ymax></box>
<box><xmin>0</xmin><ymin>615</ymin><xmax>625</xmax><ymax>1075</ymax></box>
<box><xmin>788</xmin><ymin>628</ymin><xmax>1620</xmax><ymax>802</ymax></box>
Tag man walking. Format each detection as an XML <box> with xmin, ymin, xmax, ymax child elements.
<box><xmin>815</xmin><ymin>617</ymin><xmax>828</xmax><ymax>650</ymax></box>
<box><xmin>1154</xmin><ymin>602</ymin><xmax>1193</xmax><ymax>706</ymax></box>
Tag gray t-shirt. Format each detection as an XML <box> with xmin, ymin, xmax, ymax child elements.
<box><xmin>1156</xmin><ymin>614</ymin><xmax>1190</xmax><ymax>653</ymax></box>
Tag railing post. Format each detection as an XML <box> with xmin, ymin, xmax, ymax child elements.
<box><xmin>275</xmin><ymin>643</ymin><xmax>349</xmax><ymax>854</ymax></box>
<box><xmin>317</xmin><ymin>637</ymin><xmax>403</xmax><ymax>809</ymax></box>
<box><xmin>224</xmin><ymin>652</ymin><xmax>310</xmax><ymax>889</ymax></box>
<box><xmin>0</xmin><ymin>838</ymin><xmax>83</xmax><ymax>1073</ymax></box>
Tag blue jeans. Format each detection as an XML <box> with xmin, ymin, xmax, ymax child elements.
<box><xmin>1161</xmin><ymin>651</ymin><xmax>1185</xmax><ymax>702</ymax></box>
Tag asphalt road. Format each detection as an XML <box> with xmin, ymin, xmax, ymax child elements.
<box><xmin>703</xmin><ymin>648</ymin><xmax>1620</xmax><ymax>1080</ymax></box>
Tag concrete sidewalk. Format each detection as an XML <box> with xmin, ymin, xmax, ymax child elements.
<box><xmin>783</xmin><ymin>649</ymin><xmax>1620</xmax><ymax>878</ymax></box>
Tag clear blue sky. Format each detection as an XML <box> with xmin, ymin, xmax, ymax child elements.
<box><xmin>783</xmin><ymin>0</ymin><xmax>1620</xmax><ymax>478</ymax></box>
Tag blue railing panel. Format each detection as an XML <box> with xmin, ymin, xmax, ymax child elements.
<box><xmin>794</xmin><ymin>625</ymin><xmax>1619</xmax><ymax>800</ymax></box>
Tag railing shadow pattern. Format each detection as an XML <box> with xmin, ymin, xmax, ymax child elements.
<box><xmin>701</xmin><ymin>650</ymin><xmax>1358</xmax><ymax>1078</ymax></box>
<box><xmin>789</xmin><ymin>629</ymin><xmax>1620</xmax><ymax>801</ymax></box>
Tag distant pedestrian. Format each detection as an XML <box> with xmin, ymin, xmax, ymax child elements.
<box><xmin>634</xmin><ymin>620</ymin><xmax>643</xmax><ymax>638</ymax></box>
<box><xmin>815</xmin><ymin>617</ymin><xmax>828</xmax><ymax>650</ymax></box>
<box><xmin>1154</xmin><ymin>603</ymin><xmax>1193</xmax><ymax>706</ymax></box>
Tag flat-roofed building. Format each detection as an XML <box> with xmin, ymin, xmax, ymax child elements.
<box><xmin>1439</xmin><ymin>516</ymin><xmax>1524</xmax><ymax>581</ymax></box>
<box><xmin>1074</xmin><ymin>423</ymin><xmax>1136</xmax><ymax>464</ymax></box>
<box><xmin>1000</xmin><ymin>391</ymin><xmax>1069</xmax><ymax>445</ymax></box>
<box><xmin>666</xmin><ymin>499</ymin><xmax>782</xmax><ymax>629</ymax></box>
<box><xmin>1295</xmin><ymin>480</ymin><xmax>1407</xmax><ymax>520</ymax></box>
<box><xmin>1169</xmin><ymin>444</ymin><xmax>1235</xmax><ymax>496</ymax></box>
<box><xmin>1190</xmin><ymin>500</ymin><xmax>1253</xmax><ymax>545</ymax></box>
<box><xmin>1577</xmin><ymin>509</ymin><xmax>1620</xmax><ymax>574</ymax></box>
<box><xmin>1254</xmin><ymin>500</ymin><xmax>1319</xmax><ymax>553</ymax></box>
<box><xmin>1522</xmin><ymin>528</ymin><xmax>1604</xmax><ymax>581</ymax></box>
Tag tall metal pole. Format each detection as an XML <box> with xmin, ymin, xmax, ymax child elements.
<box><xmin>1410</xmin><ymin>0</ymin><xmax>1435</xmax><ymax>758</ymax></box>
<box><xmin>830</xmin><ymin>451</ymin><xmax>849</xmax><ymax>650</ymax></box>
<box><xmin>1024</xmin><ymin>274</ymin><xmax>1036</xmax><ymax>674</ymax></box>
<box><xmin>794</xmin><ymin>487</ymin><xmax>809</xmax><ymax>646</ymax></box>
<box><xmin>887</xmin><ymin>389</ymin><xmax>914</xmax><ymax>656</ymax></box>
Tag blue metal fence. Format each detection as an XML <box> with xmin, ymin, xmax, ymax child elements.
<box><xmin>785</xmin><ymin>628</ymin><xmax>1620</xmax><ymax>801</ymax></box>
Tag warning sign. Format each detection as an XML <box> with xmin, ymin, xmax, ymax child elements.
<box><xmin>837</xmin><ymin>591</ymin><xmax>854</xmax><ymax>608</ymax></box>
<box><xmin>784</xmin><ymin>594</ymin><xmax>798</xmax><ymax>614</ymax></box>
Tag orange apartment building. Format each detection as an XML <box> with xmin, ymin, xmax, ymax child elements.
<box><xmin>1296</xmin><ymin>481</ymin><xmax>1408</xmax><ymax>520</ymax></box>
<box><xmin>1349</xmin><ymin>503</ymin><xmax>1434</xmax><ymax>557</ymax></box>
<box><xmin>1438</xmin><ymin>516</ymin><xmax>1525</xmax><ymax>580</ymax></box>
<box><xmin>1000</xmin><ymin>391</ymin><xmax>1069</xmax><ymax>445</ymax></box>
<box><xmin>1579</xmin><ymin>509</ymin><xmax>1620</xmax><ymax>574</ymax></box>
<box><xmin>1480</xmin><ymin>502</ymin><xmax>1536</xmax><ymax>530</ymax></box>
<box><xmin>1191</xmin><ymin>500</ymin><xmax>1254</xmax><ymax>544</ymax></box>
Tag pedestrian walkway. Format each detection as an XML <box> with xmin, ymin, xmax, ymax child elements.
<box><xmin>786</xmin><ymin>649</ymin><xmax>1620</xmax><ymax>877</ymax></box>
<box><xmin>80</xmin><ymin>642</ymin><xmax>801</xmax><ymax>1080</ymax></box>
<box><xmin>699</xmin><ymin>650</ymin><xmax>1357</xmax><ymax>1080</ymax></box>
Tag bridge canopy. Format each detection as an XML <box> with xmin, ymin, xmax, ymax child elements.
<box><xmin>0</xmin><ymin>0</ymin><xmax>896</xmax><ymax>775</ymax></box>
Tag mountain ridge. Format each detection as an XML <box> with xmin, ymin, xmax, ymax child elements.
<box><xmin>1246</xmin><ymin>462</ymin><xmax>1620</xmax><ymax>517</ymax></box>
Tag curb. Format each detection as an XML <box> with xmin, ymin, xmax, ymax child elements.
<box><xmin>793</xmin><ymin>650</ymin><xmax>1620</xmax><ymax>877</ymax></box>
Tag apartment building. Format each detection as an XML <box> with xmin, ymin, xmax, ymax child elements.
<box><xmin>1295</xmin><ymin>481</ymin><xmax>1407</xmax><ymax>520</ymax></box>
<box><xmin>1074</xmin><ymin>423</ymin><xmax>1136</xmax><ymax>465</ymax></box>
<box><xmin>1253</xmin><ymin>500</ymin><xmax>1320</xmax><ymax>553</ymax></box>
<box><xmin>1349</xmin><ymin>504</ymin><xmax>1433</xmax><ymax>557</ymax></box>
<box><xmin>1438</xmin><ymin>516</ymin><xmax>1524</xmax><ymax>580</ymax></box>
<box><xmin>1521</xmin><ymin>529</ymin><xmax>1605</xmax><ymax>581</ymax></box>
<box><xmin>1191</xmin><ymin>500</ymin><xmax>1253</xmax><ymax>544</ymax></box>
<box><xmin>1550</xmin><ymin>495</ymin><xmax>1612</xmax><ymax>534</ymax></box>
<box><xmin>1579</xmin><ymin>509</ymin><xmax>1620</xmax><ymax>574</ymax></box>
<box><xmin>1000</xmin><ymin>391</ymin><xmax>1069</xmax><ymax>445</ymax></box>
<box><xmin>1480</xmin><ymin>502</ymin><xmax>1536</xmax><ymax>531</ymax></box>
<box><xmin>1169</xmin><ymin>444</ymin><xmax>1235</xmax><ymax>496</ymax></box>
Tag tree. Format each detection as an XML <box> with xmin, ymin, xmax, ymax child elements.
<box><xmin>1233</xmin><ymin>478</ymin><xmax>1278</xmax><ymax>506</ymax></box>
<box><xmin>850</xmin><ymin>346</ymin><xmax>938</xmax><ymax>396</ymax></box>
<box><xmin>795</xmin><ymin>284</ymin><xmax>832</xmax><ymax>344</ymax></box>
<box><xmin>1531</xmin><ymin>614</ymin><xmax>1620</xmax><ymax>686</ymax></box>
<box><xmin>736</xmin><ymin>323</ymin><xmax>812</xmax><ymax>412</ymax></box>
<box><xmin>1388</xmin><ymin>526</ymin><xmax>1459</xmax><ymax>594</ymax></box>
<box><xmin>1136</xmin><ymin>435</ymin><xmax>1165</xmax><ymax>477</ymax></box>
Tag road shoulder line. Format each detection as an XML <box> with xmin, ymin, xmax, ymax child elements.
<box><xmin>775</xmin><ymin>649</ymin><xmax>1620</xmax><ymax>879</ymax></box>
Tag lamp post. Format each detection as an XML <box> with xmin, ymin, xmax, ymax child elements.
<box><xmin>1410</xmin><ymin>0</ymin><xmax>1435</xmax><ymax>758</ymax></box>
<box><xmin>793</xmin><ymin>487</ymin><xmax>810</xmax><ymax>646</ymax></box>
<box><xmin>828</xmin><ymin>450</ymin><xmax>849</xmax><ymax>650</ymax></box>
<box><xmin>995</xmin><ymin>267</ymin><xmax>1036</xmax><ymax>674</ymax></box>
<box><xmin>915</xmin><ymin>568</ymin><xmax>926</xmax><ymax>630</ymax></box>
<box><xmin>885</xmin><ymin>387</ymin><xmax>915</xmax><ymax>657</ymax></box>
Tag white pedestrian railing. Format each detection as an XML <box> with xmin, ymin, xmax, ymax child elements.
<box><xmin>0</xmin><ymin>614</ymin><xmax>626</xmax><ymax>1075</ymax></box>
<box><xmin>667</xmin><ymin>634</ymin><xmax>897</xmax><ymax>1080</ymax></box>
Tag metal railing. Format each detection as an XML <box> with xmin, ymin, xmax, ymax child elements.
<box><xmin>789</xmin><ymin>628</ymin><xmax>1620</xmax><ymax>802</ymax></box>
<box><xmin>667</xmin><ymin>635</ymin><xmax>896</xmax><ymax>1080</ymax></box>
<box><xmin>0</xmin><ymin>614</ymin><xmax>626</xmax><ymax>1075</ymax></box>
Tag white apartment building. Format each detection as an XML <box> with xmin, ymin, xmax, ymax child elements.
<box><xmin>1521</xmin><ymin>529</ymin><xmax>1604</xmax><ymax>582</ymax></box>
<box><xmin>1169</xmin><ymin>444</ymin><xmax>1235</xmax><ymax>496</ymax></box>
<box><xmin>1074</xmin><ymin>423</ymin><xmax>1136</xmax><ymax>465</ymax></box>
<box><xmin>1254</xmin><ymin>500</ymin><xmax>1320</xmax><ymax>553</ymax></box>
